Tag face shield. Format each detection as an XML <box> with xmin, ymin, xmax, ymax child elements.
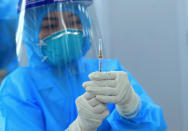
<box><xmin>16</xmin><ymin>0</ymin><xmax>104</xmax><ymax>73</ymax></box>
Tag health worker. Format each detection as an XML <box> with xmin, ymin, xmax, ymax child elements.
<box><xmin>0</xmin><ymin>0</ymin><xmax>167</xmax><ymax>131</ymax></box>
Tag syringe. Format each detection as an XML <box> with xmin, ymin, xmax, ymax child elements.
<box><xmin>99</xmin><ymin>39</ymin><xmax>103</xmax><ymax>72</ymax></box>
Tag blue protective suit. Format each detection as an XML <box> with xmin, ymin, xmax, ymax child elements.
<box><xmin>0</xmin><ymin>0</ymin><xmax>18</xmax><ymax>73</ymax></box>
<box><xmin>0</xmin><ymin>59</ymin><xmax>167</xmax><ymax>131</ymax></box>
<box><xmin>0</xmin><ymin>2</ymin><xmax>167</xmax><ymax>131</ymax></box>
<box><xmin>0</xmin><ymin>18</ymin><xmax>18</xmax><ymax>72</ymax></box>
<box><xmin>0</xmin><ymin>0</ymin><xmax>18</xmax><ymax>19</ymax></box>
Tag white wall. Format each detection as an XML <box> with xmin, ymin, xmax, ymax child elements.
<box><xmin>177</xmin><ymin>0</ymin><xmax>188</xmax><ymax>130</ymax></box>
<box><xmin>96</xmin><ymin>0</ymin><xmax>188</xmax><ymax>130</ymax></box>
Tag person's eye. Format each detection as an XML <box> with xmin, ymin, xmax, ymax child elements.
<box><xmin>41</xmin><ymin>26</ymin><xmax>49</xmax><ymax>30</ymax></box>
<box><xmin>70</xmin><ymin>20</ymin><xmax>82</xmax><ymax>26</ymax></box>
<box><xmin>49</xmin><ymin>24</ymin><xmax>58</xmax><ymax>29</ymax></box>
<box><xmin>76</xmin><ymin>20</ymin><xmax>82</xmax><ymax>25</ymax></box>
<box><xmin>42</xmin><ymin>24</ymin><xmax>58</xmax><ymax>30</ymax></box>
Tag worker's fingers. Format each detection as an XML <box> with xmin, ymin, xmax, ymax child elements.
<box><xmin>89</xmin><ymin>72</ymin><xmax>116</xmax><ymax>81</ymax></box>
<box><xmin>101</xmin><ymin>110</ymin><xmax>109</xmax><ymax>118</ymax></box>
<box><xmin>93</xmin><ymin>103</ymin><xmax>107</xmax><ymax>114</ymax></box>
<box><xmin>88</xmin><ymin>98</ymin><xmax>101</xmax><ymax>107</ymax></box>
<box><xmin>84</xmin><ymin>92</ymin><xmax>96</xmax><ymax>100</ymax></box>
<box><xmin>86</xmin><ymin>86</ymin><xmax>118</xmax><ymax>96</ymax></box>
<box><xmin>96</xmin><ymin>95</ymin><xmax>118</xmax><ymax>104</ymax></box>
<box><xmin>83</xmin><ymin>80</ymin><xmax>116</xmax><ymax>88</ymax></box>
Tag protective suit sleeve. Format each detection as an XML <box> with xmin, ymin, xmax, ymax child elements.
<box><xmin>0</xmin><ymin>68</ymin><xmax>44</xmax><ymax>131</ymax></box>
<box><xmin>106</xmin><ymin>60</ymin><xmax>167</xmax><ymax>131</ymax></box>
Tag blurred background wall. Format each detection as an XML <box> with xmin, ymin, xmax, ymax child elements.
<box><xmin>95</xmin><ymin>0</ymin><xmax>188</xmax><ymax>130</ymax></box>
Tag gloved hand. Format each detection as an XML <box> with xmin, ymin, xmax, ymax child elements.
<box><xmin>68</xmin><ymin>92</ymin><xmax>109</xmax><ymax>131</ymax></box>
<box><xmin>83</xmin><ymin>71</ymin><xmax>141</xmax><ymax>119</ymax></box>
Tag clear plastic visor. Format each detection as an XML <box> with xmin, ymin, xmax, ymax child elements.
<box><xmin>16</xmin><ymin>2</ymin><xmax>104</xmax><ymax>73</ymax></box>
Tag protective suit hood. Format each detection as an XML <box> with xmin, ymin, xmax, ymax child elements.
<box><xmin>16</xmin><ymin>1</ymin><xmax>95</xmax><ymax>68</ymax></box>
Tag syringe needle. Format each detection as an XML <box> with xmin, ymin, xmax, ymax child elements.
<box><xmin>99</xmin><ymin>39</ymin><xmax>103</xmax><ymax>72</ymax></box>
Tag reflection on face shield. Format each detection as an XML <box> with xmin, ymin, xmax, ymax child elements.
<box><xmin>38</xmin><ymin>11</ymin><xmax>87</xmax><ymax>66</ymax></box>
